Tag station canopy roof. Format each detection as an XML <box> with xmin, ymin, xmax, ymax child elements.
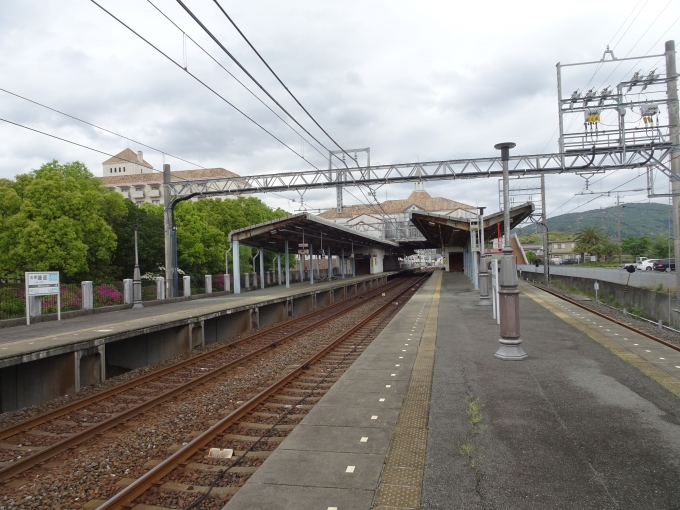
<box><xmin>409</xmin><ymin>202</ymin><xmax>534</xmax><ymax>249</ymax></box>
<box><xmin>228</xmin><ymin>212</ymin><xmax>399</xmax><ymax>254</ymax></box>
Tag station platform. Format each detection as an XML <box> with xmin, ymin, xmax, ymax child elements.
<box><xmin>224</xmin><ymin>271</ymin><xmax>680</xmax><ymax>510</ymax></box>
<box><xmin>0</xmin><ymin>272</ymin><xmax>391</xmax><ymax>412</ymax></box>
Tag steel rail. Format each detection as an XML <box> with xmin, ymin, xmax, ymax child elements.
<box><xmin>96</xmin><ymin>273</ymin><xmax>430</xmax><ymax>509</ymax></box>
<box><xmin>0</xmin><ymin>276</ymin><xmax>411</xmax><ymax>481</ymax></box>
<box><xmin>0</xmin><ymin>277</ymin><xmax>406</xmax><ymax>443</ymax></box>
<box><xmin>525</xmin><ymin>281</ymin><xmax>680</xmax><ymax>353</ymax></box>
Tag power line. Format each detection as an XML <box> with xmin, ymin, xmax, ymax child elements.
<box><xmin>0</xmin><ymin>114</ymin><xmax>305</xmax><ymax>204</ymax></box>
<box><xmin>560</xmin><ymin>173</ymin><xmax>645</xmax><ymax>216</ymax></box>
<box><xmin>0</xmin><ymin>87</ymin><xmax>207</xmax><ymax>171</ymax></box>
<box><xmin>618</xmin><ymin>13</ymin><xmax>680</xmax><ymax>83</ymax></box>
<box><xmin>174</xmin><ymin>0</ymin><xmax>353</xmax><ymax>169</ymax></box>
<box><xmin>0</xmin><ymin>116</ymin><xmax>187</xmax><ymax>182</ymax></box>
<box><xmin>89</xmin><ymin>0</ymin><xmax>323</xmax><ymax>172</ymax></box>
<box><xmin>595</xmin><ymin>0</ymin><xmax>673</xmax><ymax>91</ymax></box>
<box><xmin>611</xmin><ymin>0</ymin><xmax>648</xmax><ymax>51</ymax></box>
<box><xmin>144</xmin><ymin>0</ymin><xmax>339</xmax><ymax>170</ymax></box>
<box><xmin>209</xmin><ymin>0</ymin><xmax>359</xmax><ymax>167</ymax></box>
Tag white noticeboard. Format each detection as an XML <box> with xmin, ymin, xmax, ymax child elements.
<box><xmin>25</xmin><ymin>271</ymin><xmax>60</xmax><ymax>325</ymax></box>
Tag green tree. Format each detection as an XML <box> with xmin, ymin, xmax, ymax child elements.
<box><xmin>109</xmin><ymin>202</ymin><xmax>164</xmax><ymax>280</ymax></box>
<box><xmin>0</xmin><ymin>162</ymin><xmax>119</xmax><ymax>280</ymax></box>
<box><xmin>649</xmin><ymin>234</ymin><xmax>674</xmax><ymax>259</ymax></box>
<box><xmin>621</xmin><ymin>236</ymin><xmax>651</xmax><ymax>258</ymax></box>
<box><xmin>526</xmin><ymin>251</ymin><xmax>537</xmax><ymax>263</ymax></box>
<box><xmin>175</xmin><ymin>201</ymin><xmax>227</xmax><ymax>278</ymax></box>
<box><xmin>574</xmin><ymin>226</ymin><xmax>604</xmax><ymax>260</ymax></box>
<box><xmin>591</xmin><ymin>239</ymin><xmax>621</xmax><ymax>262</ymax></box>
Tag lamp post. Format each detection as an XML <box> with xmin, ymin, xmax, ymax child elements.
<box><xmin>494</xmin><ymin>142</ymin><xmax>526</xmax><ymax>360</ymax></box>
<box><xmin>478</xmin><ymin>206</ymin><xmax>491</xmax><ymax>306</ymax></box>
<box><xmin>133</xmin><ymin>223</ymin><xmax>143</xmax><ymax>309</ymax></box>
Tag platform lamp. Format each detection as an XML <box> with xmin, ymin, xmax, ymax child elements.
<box><xmin>478</xmin><ymin>206</ymin><xmax>491</xmax><ymax>306</ymax></box>
<box><xmin>494</xmin><ymin>142</ymin><xmax>526</xmax><ymax>360</ymax></box>
<box><xmin>132</xmin><ymin>223</ymin><xmax>144</xmax><ymax>309</ymax></box>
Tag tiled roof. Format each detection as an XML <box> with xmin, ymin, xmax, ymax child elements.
<box><xmin>100</xmin><ymin>168</ymin><xmax>241</xmax><ymax>185</ymax></box>
<box><xmin>102</xmin><ymin>148</ymin><xmax>153</xmax><ymax>169</ymax></box>
<box><xmin>318</xmin><ymin>190</ymin><xmax>475</xmax><ymax>219</ymax></box>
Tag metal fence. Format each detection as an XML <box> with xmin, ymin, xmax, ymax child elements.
<box><xmin>93</xmin><ymin>283</ymin><xmax>125</xmax><ymax>308</ymax></box>
<box><xmin>0</xmin><ymin>285</ymin><xmax>24</xmax><ymax>320</ymax></box>
<box><xmin>141</xmin><ymin>281</ymin><xmax>157</xmax><ymax>301</ymax></box>
<box><xmin>212</xmin><ymin>274</ymin><xmax>225</xmax><ymax>292</ymax></box>
<box><xmin>0</xmin><ymin>274</ymin><xmax>223</xmax><ymax>322</ymax></box>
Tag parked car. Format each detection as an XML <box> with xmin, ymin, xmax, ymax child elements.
<box><xmin>561</xmin><ymin>259</ymin><xmax>579</xmax><ymax>265</ymax></box>
<box><xmin>652</xmin><ymin>258</ymin><xmax>675</xmax><ymax>272</ymax></box>
<box><xmin>637</xmin><ymin>259</ymin><xmax>658</xmax><ymax>271</ymax></box>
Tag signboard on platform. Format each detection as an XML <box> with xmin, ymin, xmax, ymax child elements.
<box><xmin>298</xmin><ymin>243</ymin><xmax>308</xmax><ymax>248</ymax></box>
<box><xmin>25</xmin><ymin>271</ymin><xmax>60</xmax><ymax>325</ymax></box>
<box><xmin>298</xmin><ymin>249</ymin><xmax>309</xmax><ymax>255</ymax></box>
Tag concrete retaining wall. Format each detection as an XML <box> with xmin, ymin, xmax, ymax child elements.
<box><xmin>520</xmin><ymin>270</ymin><xmax>678</xmax><ymax>328</ymax></box>
<box><xmin>518</xmin><ymin>264</ymin><xmax>676</xmax><ymax>292</ymax></box>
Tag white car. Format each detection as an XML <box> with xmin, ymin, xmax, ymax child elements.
<box><xmin>637</xmin><ymin>259</ymin><xmax>657</xmax><ymax>271</ymax></box>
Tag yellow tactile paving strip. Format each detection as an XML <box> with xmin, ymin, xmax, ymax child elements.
<box><xmin>521</xmin><ymin>283</ymin><xmax>680</xmax><ymax>399</ymax></box>
<box><xmin>373</xmin><ymin>271</ymin><xmax>441</xmax><ymax>510</ymax></box>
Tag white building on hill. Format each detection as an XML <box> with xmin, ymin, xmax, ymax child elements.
<box><xmin>99</xmin><ymin>149</ymin><xmax>243</xmax><ymax>205</ymax></box>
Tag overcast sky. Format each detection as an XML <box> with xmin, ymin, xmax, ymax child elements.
<box><xmin>1</xmin><ymin>0</ymin><xmax>678</xmax><ymax>221</ymax></box>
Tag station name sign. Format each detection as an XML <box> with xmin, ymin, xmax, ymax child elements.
<box><xmin>25</xmin><ymin>271</ymin><xmax>60</xmax><ymax>325</ymax></box>
<box><xmin>26</xmin><ymin>272</ymin><xmax>60</xmax><ymax>295</ymax></box>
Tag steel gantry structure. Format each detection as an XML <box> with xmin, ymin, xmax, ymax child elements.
<box><xmin>161</xmin><ymin>143</ymin><xmax>675</xmax><ymax>296</ymax></box>
<box><xmin>163</xmin><ymin>143</ymin><xmax>675</xmax><ymax>201</ymax></box>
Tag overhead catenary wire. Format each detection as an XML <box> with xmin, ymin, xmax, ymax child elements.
<box><xmin>0</xmin><ymin>87</ymin><xmax>207</xmax><ymax>171</ymax></box>
<box><xmin>595</xmin><ymin>0</ymin><xmax>674</xmax><ymax>91</ymax></box>
<box><xmin>174</xmin><ymin>0</ymin><xmax>355</xmax><ymax>169</ymax></box>
<box><xmin>0</xmin><ymin>113</ymin><xmax>297</xmax><ymax>204</ymax></box>
<box><xmin>0</xmin><ymin>116</ymin><xmax>190</xmax><ymax>182</ymax></box>
<box><xmin>89</xmin><ymin>0</ymin><xmax>323</xmax><ymax>172</ymax></box>
<box><xmin>209</xmin><ymin>0</ymin><xmax>359</xmax><ymax>167</ymax></box>
<box><xmin>145</xmin><ymin>0</ymin><xmax>340</xmax><ymax>170</ymax></box>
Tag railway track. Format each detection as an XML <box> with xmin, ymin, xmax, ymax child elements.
<box><xmin>525</xmin><ymin>281</ymin><xmax>680</xmax><ymax>353</ymax></box>
<box><xmin>0</xmin><ymin>272</ymin><xmax>428</xmax><ymax>508</ymax></box>
<box><xmin>95</xmin><ymin>271</ymin><xmax>430</xmax><ymax>509</ymax></box>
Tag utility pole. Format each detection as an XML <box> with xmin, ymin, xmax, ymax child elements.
<box><xmin>541</xmin><ymin>174</ymin><xmax>548</xmax><ymax>284</ymax></box>
<box><xmin>665</xmin><ymin>40</ymin><xmax>680</xmax><ymax>295</ymax></box>
<box><xmin>163</xmin><ymin>164</ymin><xmax>177</xmax><ymax>298</ymax></box>
<box><xmin>132</xmin><ymin>224</ymin><xmax>143</xmax><ymax>309</ymax></box>
<box><xmin>616</xmin><ymin>194</ymin><xmax>624</xmax><ymax>264</ymax></box>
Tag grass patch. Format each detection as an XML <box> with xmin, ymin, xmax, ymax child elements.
<box><xmin>466</xmin><ymin>395</ymin><xmax>482</xmax><ymax>428</ymax></box>
<box><xmin>460</xmin><ymin>442</ymin><xmax>475</xmax><ymax>468</ymax></box>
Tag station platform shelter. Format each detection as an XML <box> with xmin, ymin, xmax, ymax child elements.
<box><xmin>228</xmin><ymin>213</ymin><xmax>401</xmax><ymax>293</ymax></box>
<box><xmin>409</xmin><ymin>202</ymin><xmax>533</xmax><ymax>279</ymax></box>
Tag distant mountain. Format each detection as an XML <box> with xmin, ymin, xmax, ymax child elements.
<box><xmin>513</xmin><ymin>202</ymin><xmax>673</xmax><ymax>239</ymax></box>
